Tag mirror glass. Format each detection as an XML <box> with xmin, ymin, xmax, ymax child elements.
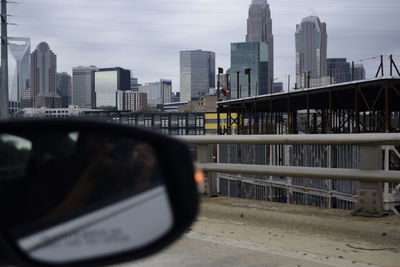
<box><xmin>0</xmin><ymin>130</ymin><xmax>173</xmax><ymax>264</ymax></box>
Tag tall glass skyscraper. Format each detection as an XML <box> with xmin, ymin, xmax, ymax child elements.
<box><xmin>295</xmin><ymin>16</ymin><xmax>327</xmax><ymax>88</ymax></box>
<box><xmin>327</xmin><ymin>58</ymin><xmax>351</xmax><ymax>84</ymax></box>
<box><xmin>30</xmin><ymin>42</ymin><xmax>61</xmax><ymax>108</ymax></box>
<box><xmin>57</xmin><ymin>72</ymin><xmax>72</xmax><ymax>108</ymax></box>
<box><xmin>8</xmin><ymin>37</ymin><xmax>30</xmax><ymax>103</ymax></box>
<box><xmin>72</xmin><ymin>66</ymin><xmax>98</xmax><ymax>108</ymax></box>
<box><xmin>94</xmin><ymin>67</ymin><xmax>131</xmax><ymax>109</ymax></box>
<box><xmin>180</xmin><ymin>50</ymin><xmax>215</xmax><ymax>102</ymax></box>
<box><xmin>230</xmin><ymin>42</ymin><xmax>269</xmax><ymax>98</ymax></box>
<box><xmin>246</xmin><ymin>0</ymin><xmax>273</xmax><ymax>93</ymax></box>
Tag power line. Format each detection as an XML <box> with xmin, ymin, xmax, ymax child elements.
<box><xmin>12</xmin><ymin>2</ymin><xmax>400</xmax><ymax>17</ymax></box>
<box><xmin>11</xmin><ymin>23</ymin><xmax>400</xmax><ymax>39</ymax></box>
<box><xmin>11</xmin><ymin>15</ymin><xmax>400</xmax><ymax>34</ymax></box>
<box><xmin>15</xmin><ymin>0</ymin><xmax>400</xmax><ymax>10</ymax></box>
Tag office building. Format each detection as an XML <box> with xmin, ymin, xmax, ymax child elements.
<box><xmin>295</xmin><ymin>16</ymin><xmax>327</xmax><ymax>88</ymax></box>
<box><xmin>180</xmin><ymin>50</ymin><xmax>215</xmax><ymax>102</ymax></box>
<box><xmin>354</xmin><ymin>64</ymin><xmax>366</xmax><ymax>80</ymax></box>
<box><xmin>230</xmin><ymin>42</ymin><xmax>269</xmax><ymax>98</ymax></box>
<box><xmin>130</xmin><ymin>77</ymin><xmax>141</xmax><ymax>91</ymax></box>
<box><xmin>57</xmin><ymin>72</ymin><xmax>72</xmax><ymax>108</ymax></box>
<box><xmin>139</xmin><ymin>79</ymin><xmax>172</xmax><ymax>107</ymax></box>
<box><xmin>246</xmin><ymin>0</ymin><xmax>274</xmax><ymax>93</ymax></box>
<box><xmin>117</xmin><ymin>90</ymin><xmax>147</xmax><ymax>111</ymax></box>
<box><xmin>30</xmin><ymin>42</ymin><xmax>61</xmax><ymax>108</ymax></box>
<box><xmin>72</xmin><ymin>66</ymin><xmax>98</xmax><ymax>108</ymax></box>
<box><xmin>8</xmin><ymin>37</ymin><xmax>30</xmax><ymax>104</ymax></box>
<box><xmin>327</xmin><ymin>58</ymin><xmax>351</xmax><ymax>84</ymax></box>
<box><xmin>94</xmin><ymin>67</ymin><xmax>131</xmax><ymax>109</ymax></box>
<box><xmin>272</xmin><ymin>82</ymin><xmax>283</xmax><ymax>93</ymax></box>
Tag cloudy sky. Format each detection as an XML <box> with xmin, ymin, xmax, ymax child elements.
<box><xmin>8</xmin><ymin>0</ymin><xmax>400</xmax><ymax>92</ymax></box>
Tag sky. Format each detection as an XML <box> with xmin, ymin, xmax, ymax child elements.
<box><xmin>8</xmin><ymin>0</ymin><xmax>400</xmax><ymax>92</ymax></box>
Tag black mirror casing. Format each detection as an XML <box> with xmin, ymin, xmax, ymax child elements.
<box><xmin>0</xmin><ymin>119</ymin><xmax>199</xmax><ymax>267</ymax></box>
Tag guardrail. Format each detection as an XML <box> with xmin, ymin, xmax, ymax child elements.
<box><xmin>179</xmin><ymin>133</ymin><xmax>400</xmax><ymax>217</ymax></box>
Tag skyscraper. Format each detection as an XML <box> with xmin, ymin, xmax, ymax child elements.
<box><xmin>139</xmin><ymin>79</ymin><xmax>172</xmax><ymax>107</ymax></box>
<box><xmin>30</xmin><ymin>42</ymin><xmax>61</xmax><ymax>108</ymax></box>
<box><xmin>57</xmin><ymin>72</ymin><xmax>72</xmax><ymax>108</ymax></box>
<box><xmin>327</xmin><ymin>58</ymin><xmax>351</xmax><ymax>84</ymax></box>
<box><xmin>295</xmin><ymin>16</ymin><xmax>327</xmax><ymax>88</ymax></box>
<box><xmin>246</xmin><ymin>0</ymin><xmax>273</xmax><ymax>93</ymax></box>
<box><xmin>354</xmin><ymin>64</ymin><xmax>366</xmax><ymax>81</ymax></box>
<box><xmin>72</xmin><ymin>66</ymin><xmax>98</xmax><ymax>108</ymax></box>
<box><xmin>8</xmin><ymin>37</ymin><xmax>30</xmax><ymax>104</ymax></box>
<box><xmin>230</xmin><ymin>42</ymin><xmax>269</xmax><ymax>98</ymax></box>
<box><xmin>94</xmin><ymin>67</ymin><xmax>131</xmax><ymax>109</ymax></box>
<box><xmin>180</xmin><ymin>50</ymin><xmax>215</xmax><ymax>102</ymax></box>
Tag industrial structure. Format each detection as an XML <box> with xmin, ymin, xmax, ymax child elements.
<box><xmin>216</xmin><ymin>77</ymin><xmax>400</xmax><ymax>210</ymax></box>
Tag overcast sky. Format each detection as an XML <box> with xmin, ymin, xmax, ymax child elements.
<box><xmin>8</xmin><ymin>0</ymin><xmax>400</xmax><ymax>92</ymax></box>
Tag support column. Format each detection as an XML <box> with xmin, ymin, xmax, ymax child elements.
<box><xmin>352</xmin><ymin>145</ymin><xmax>386</xmax><ymax>217</ymax></box>
<box><xmin>198</xmin><ymin>144</ymin><xmax>217</xmax><ymax>196</ymax></box>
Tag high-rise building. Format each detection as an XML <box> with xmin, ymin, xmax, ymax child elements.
<box><xmin>116</xmin><ymin>90</ymin><xmax>147</xmax><ymax>111</ymax></box>
<box><xmin>94</xmin><ymin>67</ymin><xmax>131</xmax><ymax>109</ymax></box>
<box><xmin>327</xmin><ymin>58</ymin><xmax>351</xmax><ymax>84</ymax></box>
<box><xmin>72</xmin><ymin>66</ymin><xmax>98</xmax><ymax>108</ymax></box>
<box><xmin>180</xmin><ymin>50</ymin><xmax>215</xmax><ymax>102</ymax></box>
<box><xmin>295</xmin><ymin>16</ymin><xmax>328</xmax><ymax>88</ymax></box>
<box><xmin>246</xmin><ymin>0</ymin><xmax>273</xmax><ymax>93</ymax></box>
<box><xmin>230</xmin><ymin>42</ymin><xmax>269</xmax><ymax>98</ymax></box>
<box><xmin>8</xmin><ymin>37</ymin><xmax>30</xmax><ymax>104</ymax></box>
<box><xmin>57</xmin><ymin>72</ymin><xmax>72</xmax><ymax>108</ymax></box>
<box><xmin>354</xmin><ymin>64</ymin><xmax>366</xmax><ymax>81</ymax></box>
<box><xmin>139</xmin><ymin>79</ymin><xmax>172</xmax><ymax>107</ymax></box>
<box><xmin>30</xmin><ymin>42</ymin><xmax>61</xmax><ymax>108</ymax></box>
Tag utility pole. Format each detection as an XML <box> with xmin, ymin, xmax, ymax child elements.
<box><xmin>0</xmin><ymin>0</ymin><xmax>8</xmax><ymax>119</ymax></box>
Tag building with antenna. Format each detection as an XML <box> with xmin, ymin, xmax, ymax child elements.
<box><xmin>30</xmin><ymin>42</ymin><xmax>61</xmax><ymax>108</ymax></box>
<box><xmin>246</xmin><ymin>0</ymin><xmax>274</xmax><ymax>93</ymax></box>
<box><xmin>295</xmin><ymin>16</ymin><xmax>328</xmax><ymax>88</ymax></box>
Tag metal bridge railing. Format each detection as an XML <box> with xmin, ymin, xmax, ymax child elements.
<box><xmin>179</xmin><ymin>133</ymin><xmax>400</xmax><ymax>217</ymax></box>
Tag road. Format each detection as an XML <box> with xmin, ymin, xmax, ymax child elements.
<box><xmin>119</xmin><ymin>198</ymin><xmax>400</xmax><ymax>267</ymax></box>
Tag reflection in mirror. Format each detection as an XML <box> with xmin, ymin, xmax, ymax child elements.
<box><xmin>0</xmin><ymin>131</ymin><xmax>173</xmax><ymax>264</ymax></box>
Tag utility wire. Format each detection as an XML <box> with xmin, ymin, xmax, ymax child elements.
<box><xmin>10</xmin><ymin>23</ymin><xmax>400</xmax><ymax>39</ymax></box>
<box><xmin>11</xmin><ymin>2</ymin><xmax>400</xmax><ymax>17</ymax></box>
<box><xmin>15</xmin><ymin>0</ymin><xmax>400</xmax><ymax>10</ymax></box>
<box><xmin>11</xmin><ymin>15</ymin><xmax>400</xmax><ymax>33</ymax></box>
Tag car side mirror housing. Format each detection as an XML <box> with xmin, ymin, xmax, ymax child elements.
<box><xmin>0</xmin><ymin>119</ymin><xmax>198</xmax><ymax>266</ymax></box>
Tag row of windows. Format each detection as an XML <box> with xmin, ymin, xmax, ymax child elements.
<box><xmin>120</xmin><ymin>116</ymin><xmax>204</xmax><ymax>128</ymax></box>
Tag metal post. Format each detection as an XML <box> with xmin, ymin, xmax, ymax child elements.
<box><xmin>197</xmin><ymin>144</ymin><xmax>217</xmax><ymax>196</ymax></box>
<box><xmin>287</xmin><ymin>75</ymin><xmax>290</xmax><ymax>92</ymax></box>
<box><xmin>236</xmin><ymin>71</ymin><xmax>240</xmax><ymax>99</ymax></box>
<box><xmin>245</xmin><ymin>68</ymin><xmax>251</xmax><ymax>97</ymax></box>
<box><xmin>390</xmin><ymin>55</ymin><xmax>393</xmax><ymax>77</ymax></box>
<box><xmin>351</xmin><ymin>61</ymin><xmax>355</xmax><ymax>81</ymax></box>
<box><xmin>352</xmin><ymin>145</ymin><xmax>386</xmax><ymax>217</ymax></box>
<box><xmin>381</xmin><ymin>55</ymin><xmax>384</xmax><ymax>77</ymax></box>
<box><xmin>0</xmin><ymin>0</ymin><xmax>9</xmax><ymax>119</ymax></box>
<box><xmin>383</xmin><ymin>146</ymin><xmax>390</xmax><ymax>211</ymax></box>
<box><xmin>217</xmin><ymin>71</ymin><xmax>221</xmax><ymax>101</ymax></box>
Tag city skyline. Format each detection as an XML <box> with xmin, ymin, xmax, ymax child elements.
<box><xmin>5</xmin><ymin>0</ymin><xmax>400</xmax><ymax>92</ymax></box>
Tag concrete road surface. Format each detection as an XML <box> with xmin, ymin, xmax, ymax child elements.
<box><xmin>118</xmin><ymin>198</ymin><xmax>400</xmax><ymax>267</ymax></box>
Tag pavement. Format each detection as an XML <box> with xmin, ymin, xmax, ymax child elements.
<box><xmin>121</xmin><ymin>197</ymin><xmax>400</xmax><ymax>267</ymax></box>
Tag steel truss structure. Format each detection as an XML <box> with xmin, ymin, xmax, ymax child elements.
<box><xmin>218</xmin><ymin>78</ymin><xmax>400</xmax><ymax>135</ymax></box>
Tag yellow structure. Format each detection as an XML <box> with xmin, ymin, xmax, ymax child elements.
<box><xmin>204</xmin><ymin>113</ymin><xmax>238</xmax><ymax>135</ymax></box>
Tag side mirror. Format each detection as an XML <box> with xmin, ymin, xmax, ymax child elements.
<box><xmin>0</xmin><ymin>120</ymin><xmax>198</xmax><ymax>266</ymax></box>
